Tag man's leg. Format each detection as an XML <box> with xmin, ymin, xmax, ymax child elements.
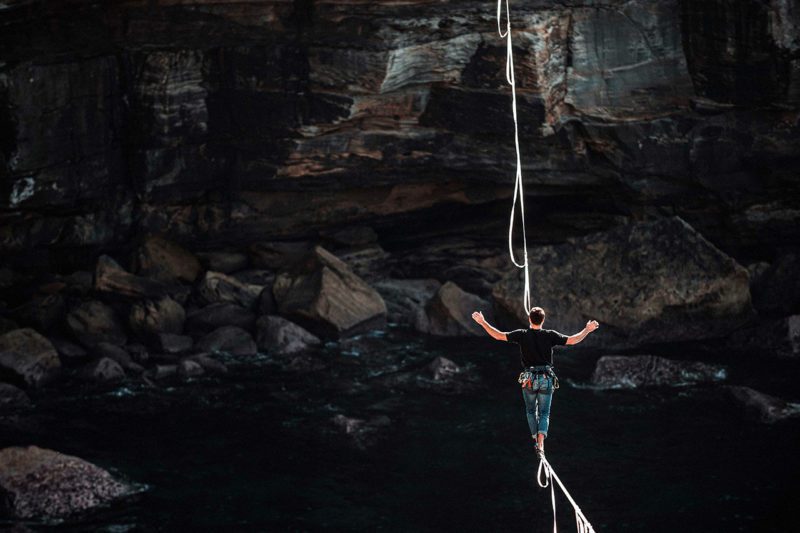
<box><xmin>521</xmin><ymin>387</ymin><xmax>539</xmax><ymax>440</ymax></box>
<box><xmin>536</xmin><ymin>390</ymin><xmax>553</xmax><ymax>453</ymax></box>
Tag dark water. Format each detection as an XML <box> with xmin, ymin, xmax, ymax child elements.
<box><xmin>2</xmin><ymin>328</ymin><xmax>799</xmax><ymax>532</ymax></box>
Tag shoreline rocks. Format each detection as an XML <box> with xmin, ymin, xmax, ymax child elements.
<box><xmin>728</xmin><ymin>386</ymin><xmax>800</xmax><ymax>423</ymax></box>
<box><xmin>0</xmin><ymin>329</ymin><xmax>62</xmax><ymax>387</ymax></box>
<box><xmin>591</xmin><ymin>355</ymin><xmax>727</xmax><ymax>389</ymax></box>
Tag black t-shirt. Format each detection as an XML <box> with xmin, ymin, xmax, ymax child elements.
<box><xmin>506</xmin><ymin>328</ymin><xmax>569</xmax><ymax>368</ymax></box>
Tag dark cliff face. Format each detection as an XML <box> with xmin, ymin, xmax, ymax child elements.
<box><xmin>0</xmin><ymin>0</ymin><xmax>798</xmax><ymax>269</ymax></box>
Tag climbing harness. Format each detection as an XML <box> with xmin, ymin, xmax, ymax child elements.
<box><xmin>497</xmin><ymin>2</ymin><xmax>597</xmax><ymax>532</ymax></box>
<box><xmin>518</xmin><ymin>367</ymin><xmax>560</xmax><ymax>390</ymax></box>
<box><xmin>497</xmin><ymin>0</ymin><xmax>531</xmax><ymax>315</ymax></box>
<box><xmin>537</xmin><ymin>457</ymin><xmax>596</xmax><ymax>533</ymax></box>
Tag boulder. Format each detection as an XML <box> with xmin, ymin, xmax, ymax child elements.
<box><xmin>428</xmin><ymin>356</ymin><xmax>461</xmax><ymax>381</ymax></box>
<box><xmin>129</xmin><ymin>297</ymin><xmax>186</xmax><ymax>337</ymax></box>
<box><xmin>67</xmin><ymin>300</ymin><xmax>127</xmax><ymax>347</ymax></box>
<box><xmin>186</xmin><ymin>353</ymin><xmax>228</xmax><ymax>374</ymax></box>
<box><xmin>185</xmin><ymin>303</ymin><xmax>256</xmax><ymax>333</ymax></box>
<box><xmin>49</xmin><ymin>337</ymin><xmax>88</xmax><ymax>361</ymax></box>
<box><xmin>91</xmin><ymin>343</ymin><xmax>143</xmax><ymax>373</ymax></box>
<box><xmin>255</xmin><ymin>315</ymin><xmax>321</xmax><ymax>356</ymax></box>
<box><xmin>0</xmin><ymin>329</ymin><xmax>61</xmax><ymax>387</ymax></box>
<box><xmin>272</xmin><ymin>246</ymin><xmax>387</xmax><ymax>339</ymax></box>
<box><xmin>0</xmin><ymin>383</ymin><xmax>31</xmax><ymax>411</ymax></box>
<box><xmin>155</xmin><ymin>333</ymin><xmax>193</xmax><ymax>355</ymax></box>
<box><xmin>493</xmin><ymin>217</ymin><xmax>753</xmax><ymax>348</ymax></box>
<box><xmin>135</xmin><ymin>234</ymin><xmax>202</xmax><ymax>283</ymax></box>
<box><xmin>80</xmin><ymin>357</ymin><xmax>126</xmax><ymax>383</ymax></box>
<box><xmin>0</xmin><ymin>446</ymin><xmax>134</xmax><ymax>519</ymax></box>
<box><xmin>417</xmin><ymin>281</ymin><xmax>492</xmax><ymax>337</ymax></box>
<box><xmin>331</xmin><ymin>413</ymin><xmax>391</xmax><ymax>449</ymax></box>
<box><xmin>591</xmin><ymin>355</ymin><xmax>727</xmax><ymax>388</ymax></box>
<box><xmin>195</xmin><ymin>326</ymin><xmax>257</xmax><ymax>356</ymax></box>
<box><xmin>728</xmin><ymin>386</ymin><xmax>800</xmax><ymax>423</ymax></box>
<box><xmin>197</xmin><ymin>271</ymin><xmax>264</xmax><ymax>310</ymax></box>
<box><xmin>177</xmin><ymin>359</ymin><xmax>204</xmax><ymax>379</ymax></box>
<box><xmin>374</xmin><ymin>279</ymin><xmax>442</xmax><ymax>326</ymax></box>
<box><xmin>95</xmin><ymin>255</ymin><xmax>188</xmax><ymax>302</ymax></box>
<box><xmin>197</xmin><ymin>251</ymin><xmax>249</xmax><ymax>274</ymax></box>
<box><xmin>250</xmin><ymin>241</ymin><xmax>312</xmax><ymax>270</ymax></box>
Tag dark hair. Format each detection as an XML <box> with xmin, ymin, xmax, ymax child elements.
<box><xmin>529</xmin><ymin>307</ymin><xmax>545</xmax><ymax>326</ymax></box>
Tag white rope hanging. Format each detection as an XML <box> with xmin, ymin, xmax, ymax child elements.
<box><xmin>497</xmin><ymin>2</ymin><xmax>597</xmax><ymax>532</ymax></box>
<box><xmin>496</xmin><ymin>0</ymin><xmax>531</xmax><ymax>314</ymax></box>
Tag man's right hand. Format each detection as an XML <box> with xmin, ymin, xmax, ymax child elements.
<box><xmin>471</xmin><ymin>311</ymin><xmax>485</xmax><ymax>325</ymax></box>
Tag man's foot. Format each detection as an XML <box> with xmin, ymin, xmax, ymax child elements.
<box><xmin>533</xmin><ymin>443</ymin><xmax>545</xmax><ymax>460</ymax></box>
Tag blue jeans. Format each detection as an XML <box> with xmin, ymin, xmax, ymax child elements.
<box><xmin>521</xmin><ymin>368</ymin><xmax>554</xmax><ymax>438</ymax></box>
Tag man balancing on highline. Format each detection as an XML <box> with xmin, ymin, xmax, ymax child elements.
<box><xmin>471</xmin><ymin>307</ymin><xmax>599</xmax><ymax>459</ymax></box>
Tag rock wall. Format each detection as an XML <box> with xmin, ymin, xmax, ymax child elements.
<box><xmin>0</xmin><ymin>0</ymin><xmax>798</xmax><ymax>270</ymax></box>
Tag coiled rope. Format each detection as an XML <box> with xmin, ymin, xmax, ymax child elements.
<box><xmin>497</xmin><ymin>2</ymin><xmax>597</xmax><ymax>532</ymax></box>
<box><xmin>496</xmin><ymin>0</ymin><xmax>531</xmax><ymax>314</ymax></box>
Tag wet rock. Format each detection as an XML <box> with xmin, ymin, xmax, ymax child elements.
<box><xmin>80</xmin><ymin>357</ymin><xmax>126</xmax><ymax>383</ymax></box>
<box><xmin>374</xmin><ymin>278</ymin><xmax>441</xmax><ymax>326</ymax></box>
<box><xmin>197</xmin><ymin>271</ymin><xmax>264</xmax><ymax>310</ymax></box>
<box><xmin>428</xmin><ymin>356</ymin><xmax>461</xmax><ymax>381</ymax></box>
<box><xmin>49</xmin><ymin>337</ymin><xmax>88</xmax><ymax>362</ymax></box>
<box><xmin>91</xmin><ymin>343</ymin><xmax>143</xmax><ymax>373</ymax></box>
<box><xmin>250</xmin><ymin>241</ymin><xmax>312</xmax><ymax>270</ymax></box>
<box><xmin>186</xmin><ymin>353</ymin><xmax>228</xmax><ymax>374</ymax></box>
<box><xmin>95</xmin><ymin>255</ymin><xmax>187</xmax><ymax>302</ymax></box>
<box><xmin>177</xmin><ymin>359</ymin><xmax>204</xmax><ymax>379</ymax></box>
<box><xmin>196</xmin><ymin>326</ymin><xmax>257</xmax><ymax>356</ymax></box>
<box><xmin>12</xmin><ymin>293</ymin><xmax>65</xmax><ymax>331</ymax></box>
<box><xmin>591</xmin><ymin>355</ymin><xmax>727</xmax><ymax>389</ymax></box>
<box><xmin>146</xmin><ymin>364</ymin><xmax>178</xmax><ymax>380</ymax></box>
<box><xmin>494</xmin><ymin>218</ymin><xmax>753</xmax><ymax>348</ymax></box>
<box><xmin>331</xmin><ymin>413</ymin><xmax>391</xmax><ymax>449</ymax></box>
<box><xmin>273</xmin><ymin>246</ymin><xmax>387</xmax><ymax>339</ymax></box>
<box><xmin>0</xmin><ymin>445</ymin><xmax>134</xmax><ymax>519</ymax></box>
<box><xmin>155</xmin><ymin>333</ymin><xmax>193</xmax><ymax>355</ymax></box>
<box><xmin>728</xmin><ymin>386</ymin><xmax>800</xmax><ymax>424</ymax></box>
<box><xmin>0</xmin><ymin>329</ymin><xmax>61</xmax><ymax>387</ymax></box>
<box><xmin>418</xmin><ymin>281</ymin><xmax>492</xmax><ymax>337</ymax></box>
<box><xmin>135</xmin><ymin>234</ymin><xmax>202</xmax><ymax>283</ymax></box>
<box><xmin>751</xmin><ymin>251</ymin><xmax>800</xmax><ymax>317</ymax></box>
<box><xmin>255</xmin><ymin>315</ymin><xmax>321</xmax><ymax>356</ymax></box>
<box><xmin>185</xmin><ymin>302</ymin><xmax>256</xmax><ymax>333</ymax></box>
<box><xmin>67</xmin><ymin>300</ymin><xmax>127</xmax><ymax>347</ymax></box>
<box><xmin>0</xmin><ymin>383</ymin><xmax>31</xmax><ymax>411</ymax></box>
<box><xmin>197</xmin><ymin>251</ymin><xmax>249</xmax><ymax>274</ymax></box>
<box><xmin>129</xmin><ymin>297</ymin><xmax>186</xmax><ymax>337</ymax></box>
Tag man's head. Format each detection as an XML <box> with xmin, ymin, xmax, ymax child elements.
<box><xmin>528</xmin><ymin>307</ymin><xmax>545</xmax><ymax>327</ymax></box>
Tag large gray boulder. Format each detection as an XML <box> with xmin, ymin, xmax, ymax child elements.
<box><xmin>728</xmin><ymin>386</ymin><xmax>800</xmax><ymax>423</ymax></box>
<box><xmin>197</xmin><ymin>271</ymin><xmax>264</xmax><ymax>310</ymax></box>
<box><xmin>417</xmin><ymin>281</ymin><xmax>493</xmax><ymax>337</ymax></box>
<box><xmin>374</xmin><ymin>278</ymin><xmax>441</xmax><ymax>326</ymax></box>
<box><xmin>255</xmin><ymin>315</ymin><xmax>321</xmax><ymax>356</ymax></box>
<box><xmin>0</xmin><ymin>328</ymin><xmax>61</xmax><ymax>387</ymax></box>
<box><xmin>129</xmin><ymin>296</ymin><xmax>186</xmax><ymax>337</ymax></box>
<box><xmin>591</xmin><ymin>355</ymin><xmax>727</xmax><ymax>388</ymax></box>
<box><xmin>273</xmin><ymin>246</ymin><xmax>387</xmax><ymax>339</ymax></box>
<box><xmin>196</xmin><ymin>326</ymin><xmax>257</xmax><ymax>356</ymax></box>
<box><xmin>67</xmin><ymin>300</ymin><xmax>127</xmax><ymax>347</ymax></box>
<box><xmin>493</xmin><ymin>217</ymin><xmax>753</xmax><ymax>348</ymax></box>
<box><xmin>0</xmin><ymin>446</ymin><xmax>135</xmax><ymax>519</ymax></box>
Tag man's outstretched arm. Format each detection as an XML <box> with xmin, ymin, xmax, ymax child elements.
<box><xmin>471</xmin><ymin>311</ymin><xmax>507</xmax><ymax>341</ymax></box>
<box><xmin>565</xmin><ymin>320</ymin><xmax>600</xmax><ymax>345</ymax></box>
